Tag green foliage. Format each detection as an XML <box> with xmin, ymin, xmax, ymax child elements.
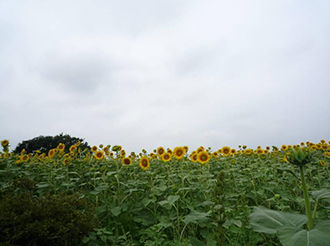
<box><xmin>250</xmin><ymin>156</ymin><xmax>330</xmax><ymax>246</ymax></box>
<box><xmin>1</xmin><ymin>144</ymin><xmax>329</xmax><ymax>245</ymax></box>
<box><xmin>0</xmin><ymin>192</ymin><xmax>98</xmax><ymax>246</ymax></box>
<box><xmin>250</xmin><ymin>206</ymin><xmax>307</xmax><ymax>234</ymax></box>
<box><xmin>13</xmin><ymin>133</ymin><xmax>90</xmax><ymax>154</ymax></box>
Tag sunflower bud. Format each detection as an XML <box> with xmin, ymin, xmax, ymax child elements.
<box><xmin>286</xmin><ymin>147</ymin><xmax>313</xmax><ymax>167</ymax></box>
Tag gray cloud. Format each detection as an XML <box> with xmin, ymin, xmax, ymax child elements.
<box><xmin>1</xmin><ymin>0</ymin><xmax>330</xmax><ymax>153</ymax></box>
<box><xmin>41</xmin><ymin>52</ymin><xmax>113</xmax><ymax>93</ymax></box>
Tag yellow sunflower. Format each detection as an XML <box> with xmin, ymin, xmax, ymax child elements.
<box><xmin>325</xmin><ymin>152</ymin><xmax>330</xmax><ymax>159</ymax></box>
<box><xmin>122</xmin><ymin>157</ymin><xmax>132</xmax><ymax>165</ymax></box>
<box><xmin>173</xmin><ymin>146</ymin><xmax>186</xmax><ymax>160</ymax></box>
<box><xmin>91</xmin><ymin>145</ymin><xmax>98</xmax><ymax>152</ymax></box>
<box><xmin>281</xmin><ymin>145</ymin><xmax>288</xmax><ymax>151</ymax></box>
<box><xmin>197</xmin><ymin>146</ymin><xmax>204</xmax><ymax>153</ymax></box>
<box><xmin>256</xmin><ymin>148</ymin><xmax>264</xmax><ymax>155</ymax></box>
<box><xmin>322</xmin><ymin>144</ymin><xmax>329</xmax><ymax>151</ymax></box>
<box><xmin>157</xmin><ymin>147</ymin><xmax>165</xmax><ymax>157</ymax></box>
<box><xmin>162</xmin><ymin>152</ymin><xmax>172</xmax><ymax>162</ymax></box>
<box><xmin>190</xmin><ymin>153</ymin><xmax>198</xmax><ymax>163</ymax></box>
<box><xmin>20</xmin><ymin>154</ymin><xmax>29</xmax><ymax>162</ymax></box>
<box><xmin>244</xmin><ymin>149</ymin><xmax>253</xmax><ymax>156</ymax></box>
<box><xmin>69</xmin><ymin>145</ymin><xmax>77</xmax><ymax>152</ymax></box>
<box><xmin>57</xmin><ymin>143</ymin><xmax>65</xmax><ymax>152</ymax></box>
<box><xmin>63</xmin><ymin>158</ymin><xmax>70</xmax><ymax>165</ymax></box>
<box><xmin>139</xmin><ymin>156</ymin><xmax>150</xmax><ymax>170</ymax></box>
<box><xmin>95</xmin><ymin>151</ymin><xmax>104</xmax><ymax>160</ymax></box>
<box><xmin>222</xmin><ymin>146</ymin><xmax>231</xmax><ymax>156</ymax></box>
<box><xmin>319</xmin><ymin>160</ymin><xmax>326</xmax><ymax>167</ymax></box>
<box><xmin>197</xmin><ymin>151</ymin><xmax>210</xmax><ymax>164</ymax></box>
<box><xmin>1</xmin><ymin>139</ymin><xmax>9</xmax><ymax>148</ymax></box>
<box><xmin>230</xmin><ymin>148</ymin><xmax>236</xmax><ymax>155</ymax></box>
<box><xmin>48</xmin><ymin>149</ymin><xmax>56</xmax><ymax>158</ymax></box>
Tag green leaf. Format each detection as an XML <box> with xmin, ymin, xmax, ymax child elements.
<box><xmin>277</xmin><ymin>168</ymin><xmax>298</xmax><ymax>179</ymax></box>
<box><xmin>110</xmin><ymin>206</ymin><xmax>121</xmax><ymax>216</ymax></box>
<box><xmin>158</xmin><ymin>200</ymin><xmax>169</xmax><ymax>206</ymax></box>
<box><xmin>250</xmin><ymin>206</ymin><xmax>307</xmax><ymax>234</ymax></box>
<box><xmin>200</xmin><ymin>230</ymin><xmax>217</xmax><ymax>246</ymax></box>
<box><xmin>312</xmin><ymin>189</ymin><xmax>330</xmax><ymax>202</ymax></box>
<box><xmin>183</xmin><ymin>210</ymin><xmax>211</xmax><ymax>224</ymax></box>
<box><xmin>167</xmin><ymin>195</ymin><xmax>180</xmax><ymax>206</ymax></box>
<box><xmin>36</xmin><ymin>183</ymin><xmax>50</xmax><ymax>188</ymax></box>
<box><xmin>189</xmin><ymin>237</ymin><xmax>206</xmax><ymax>246</ymax></box>
<box><xmin>278</xmin><ymin>220</ymin><xmax>330</xmax><ymax>246</ymax></box>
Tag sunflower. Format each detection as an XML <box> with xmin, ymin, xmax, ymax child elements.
<box><xmin>91</xmin><ymin>145</ymin><xmax>98</xmax><ymax>152</ymax></box>
<box><xmin>63</xmin><ymin>158</ymin><xmax>70</xmax><ymax>165</ymax></box>
<box><xmin>281</xmin><ymin>145</ymin><xmax>288</xmax><ymax>151</ymax></box>
<box><xmin>122</xmin><ymin>157</ymin><xmax>132</xmax><ymax>165</ymax></box>
<box><xmin>197</xmin><ymin>146</ymin><xmax>204</xmax><ymax>153</ymax></box>
<box><xmin>20</xmin><ymin>154</ymin><xmax>29</xmax><ymax>162</ymax></box>
<box><xmin>230</xmin><ymin>148</ymin><xmax>236</xmax><ymax>155</ymax></box>
<box><xmin>48</xmin><ymin>149</ymin><xmax>56</xmax><ymax>158</ymax></box>
<box><xmin>173</xmin><ymin>146</ymin><xmax>186</xmax><ymax>160</ymax></box>
<box><xmin>244</xmin><ymin>149</ymin><xmax>253</xmax><ymax>156</ymax></box>
<box><xmin>325</xmin><ymin>152</ymin><xmax>330</xmax><ymax>159</ymax></box>
<box><xmin>256</xmin><ymin>148</ymin><xmax>263</xmax><ymax>155</ymax></box>
<box><xmin>69</xmin><ymin>145</ymin><xmax>77</xmax><ymax>152</ymax></box>
<box><xmin>149</xmin><ymin>153</ymin><xmax>157</xmax><ymax>159</ymax></box>
<box><xmin>197</xmin><ymin>151</ymin><xmax>210</xmax><ymax>164</ymax></box>
<box><xmin>1</xmin><ymin>139</ymin><xmax>9</xmax><ymax>148</ymax></box>
<box><xmin>190</xmin><ymin>153</ymin><xmax>198</xmax><ymax>162</ymax></box>
<box><xmin>212</xmin><ymin>152</ymin><xmax>219</xmax><ymax>157</ymax></box>
<box><xmin>139</xmin><ymin>156</ymin><xmax>150</xmax><ymax>170</ymax></box>
<box><xmin>103</xmin><ymin>146</ymin><xmax>110</xmax><ymax>155</ymax></box>
<box><xmin>57</xmin><ymin>143</ymin><xmax>65</xmax><ymax>152</ymax></box>
<box><xmin>157</xmin><ymin>147</ymin><xmax>165</xmax><ymax>157</ymax></box>
<box><xmin>319</xmin><ymin>160</ymin><xmax>326</xmax><ymax>167</ymax></box>
<box><xmin>222</xmin><ymin>146</ymin><xmax>231</xmax><ymax>156</ymax></box>
<box><xmin>322</xmin><ymin>144</ymin><xmax>329</xmax><ymax>151</ymax></box>
<box><xmin>162</xmin><ymin>152</ymin><xmax>172</xmax><ymax>162</ymax></box>
<box><xmin>95</xmin><ymin>151</ymin><xmax>104</xmax><ymax>160</ymax></box>
<box><xmin>320</xmin><ymin>139</ymin><xmax>326</xmax><ymax>144</ymax></box>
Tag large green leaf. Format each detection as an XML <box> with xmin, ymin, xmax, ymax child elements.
<box><xmin>278</xmin><ymin>220</ymin><xmax>330</xmax><ymax>246</ymax></box>
<box><xmin>312</xmin><ymin>189</ymin><xmax>330</xmax><ymax>202</ymax></box>
<box><xmin>183</xmin><ymin>210</ymin><xmax>211</xmax><ymax>224</ymax></box>
<box><xmin>250</xmin><ymin>206</ymin><xmax>307</xmax><ymax>234</ymax></box>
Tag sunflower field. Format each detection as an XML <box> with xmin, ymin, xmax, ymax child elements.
<box><xmin>0</xmin><ymin>139</ymin><xmax>330</xmax><ymax>246</ymax></box>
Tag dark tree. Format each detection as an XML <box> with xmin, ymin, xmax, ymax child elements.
<box><xmin>13</xmin><ymin>133</ymin><xmax>90</xmax><ymax>154</ymax></box>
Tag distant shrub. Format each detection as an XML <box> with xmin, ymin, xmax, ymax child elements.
<box><xmin>0</xmin><ymin>192</ymin><xmax>98</xmax><ymax>246</ymax></box>
<box><xmin>13</xmin><ymin>133</ymin><xmax>90</xmax><ymax>154</ymax></box>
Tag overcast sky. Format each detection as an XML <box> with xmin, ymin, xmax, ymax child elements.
<box><xmin>1</xmin><ymin>0</ymin><xmax>330</xmax><ymax>153</ymax></box>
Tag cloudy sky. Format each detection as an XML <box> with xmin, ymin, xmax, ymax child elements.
<box><xmin>1</xmin><ymin>0</ymin><xmax>330</xmax><ymax>153</ymax></box>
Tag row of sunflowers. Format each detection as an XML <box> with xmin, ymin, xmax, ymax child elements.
<box><xmin>1</xmin><ymin>139</ymin><xmax>330</xmax><ymax>170</ymax></box>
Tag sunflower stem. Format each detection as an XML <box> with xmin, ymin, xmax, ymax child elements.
<box><xmin>299</xmin><ymin>165</ymin><xmax>313</xmax><ymax>230</ymax></box>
